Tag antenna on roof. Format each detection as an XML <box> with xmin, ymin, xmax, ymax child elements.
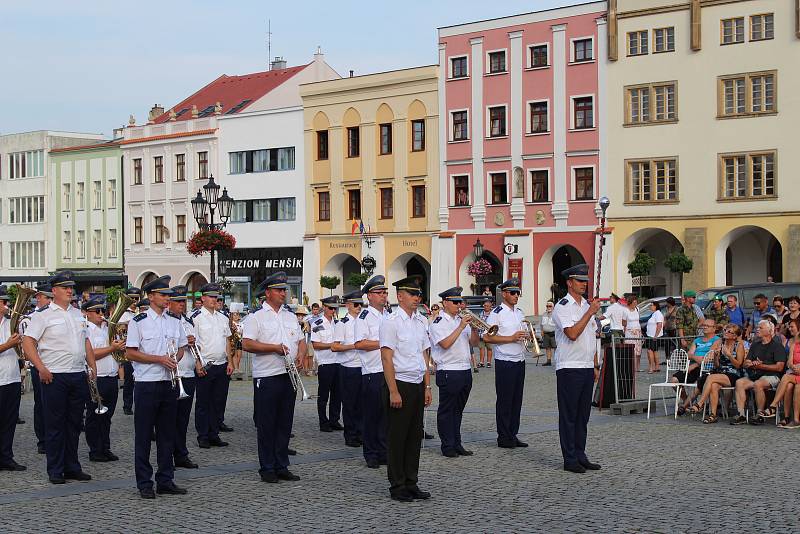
<box><xmin>267</xmin><ymin>19</ymin><xmax>272</xmax><ymax>70</ymax></box>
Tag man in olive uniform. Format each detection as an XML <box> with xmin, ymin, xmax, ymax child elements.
<box><xmin>675</xmin><ymin>290</ymin><xmax>704</xmax><ymax>348</ymax></box>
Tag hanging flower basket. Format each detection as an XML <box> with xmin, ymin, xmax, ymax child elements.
<box><xmin>467</xmin><ymin>258</ymin><xmax>493</xmax><ymax>276</ymax></box>
<box><xmin>186</xmin><ymin>229</ymin><xmax>236</xmax><ymax>257</ymax></box>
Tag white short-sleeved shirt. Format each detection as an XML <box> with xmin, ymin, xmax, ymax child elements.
<box><xmin>0</xmin><ymin>315</ymin><xmax>21</xmax><ymax>386</ymax></box>
<box><xmin>333</xmin><ymin>313</ymin><xmax>360</xmax><ymax>368</ymax></box>
<box><xmin>553</xmin><ymin>293</ymin><xmax>597</xmax><ymax>370</ymax></box>
<box><xmin>87</xmin><ymin>321</ymin><xmax>118</xmax><ymax>377</ymax></box>
<box><xmin>607</xmin><ymin>302</ymin><xmax>627</xmax><ymax>331</ymax></box>
<box><xmin>624</xmin><ymin>308</ymin><xmax>641</xmax><ymax>335</ymax></box>
<box><xmin>25</xmin><ymin>302</ymin><xmax>88</xmax><ymax>373</ymax></box>
<box><xmin>646</xmin><ymin>310</ymin><xmax>665</xmax><ymax>338</ymax></box>
<box><xmin>429</xmin><ymin>312</ymin><xmax>473</xmax><ymax>371</ymax></box>
<box><xmin>486</xmin><ymin>302</ymin><xmax>527</xmax><ymax>362</ymax></box>
<box><xmin>177</xmin><ymin>315</ymin><xmax>197</xmax><ymax>378</ymax></box>
<box><xmin>353</xmin><ymin>306</ymin><xmax>384</xmax><ymax>374</ymax></box>
<box><xmin>191</xmin><ymin>307</ymin><xmax>231</xmax><ymax>366</ymax></box>
<box><xmin>310</xmin><ymin>315</ymin><xmax>337</xmax><ymax>365</ymax></box>
<box><xmin>242</xmin><ymin>302</ymin><xmax>302</xmax><ymax>379</ymax></box>
<box><xmin>125</xmin><ymin>307</ymin><xmax>187</xmax><ymax>382</ymax></box>
<box><xmin>379</xmin><ymin>308</ymin><xmax>431</xmax><ymax>384</ymax></box>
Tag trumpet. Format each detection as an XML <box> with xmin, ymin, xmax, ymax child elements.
<box><xmin>85</xmin><ymin>364</ymin><xmax>108</xmax><ymax>415</ymax></box>
<box><xmin>166</xmin><ymin>339</ymin><xmax>189</xmax><ymax>400</ymax></box>
<box><xmin>520</xmin><ymin>319</ymin><xmax>543</xmax><ymax>356</ymax></box>
<box><xmin>281</xmin><ymin>342</ymin><xmax>311</xmax><ymax>401</ymax></box>
<box><xmin>458</xmin><ymin>309</ymin><xmax>498</xmax><ymax>336</ymax></box>
<box><xmin>180</xmin><ymin>321</ymin><xmax>211</xmax><ymax>373</ymax></box>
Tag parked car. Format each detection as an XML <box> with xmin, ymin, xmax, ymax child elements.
<box><xmin>698</xmin><ymin>283</ymin><xmax>800</xmax><ymax>318</ymax></box>
<box><xmin>637</xmin><ymin>296</ymin><xmax>682</xmax><ymax>331</ymax></box>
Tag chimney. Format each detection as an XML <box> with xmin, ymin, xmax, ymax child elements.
<box><xmin>147</xmin><ymin>104</ymin><xmax>164</xmax><ymax>123</ymax></box>
<box><xmin>128</xmin><ymin>114</ymin><xmax>136</xmax><ymax>127</ymax></box>
<box><xmin>191</xmin><ymin>104</ymin><xmax>199</xmax><ymax>118</ymax></box>
<box><xmin>349</xmin><ymin>70</ymin><xmax>354</xmax><ymax>78</ymax></box>
<box><xmin>270</xmin><ymin>56</ymin><xmax>287</xmax><ymax>70</ymax></box>
<box><xmin>214</xmin><ymin>101</ymin><xmax>223</xmax><ymax>115</ymax></box>
<box><xmin>314</xmin><ymin>46</ymin><xmax>324</xmax><ymax>62</ymax></box>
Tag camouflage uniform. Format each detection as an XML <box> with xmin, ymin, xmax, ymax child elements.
<box><xmin>705</xmin><ymin>306</ymin><xmax>729</xmax><ymax>330</ymax></box>
<box><xmin>675</xmin><ymin>304</ymin><xmax>702</xmax><ymax>338</ymax></box>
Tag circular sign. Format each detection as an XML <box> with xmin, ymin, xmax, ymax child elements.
<box><xmin>361</xmin><ymin>255</ymin><xmax>376</xmax><ymax>270</ymax></box>
<box><xmin>503</xmin><ymin>243</ymin><xmax>517</xmax><ymax>255</ymax></box>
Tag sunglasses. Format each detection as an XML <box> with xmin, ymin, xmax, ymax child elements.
<box><xmin>431</xmin><ymin>307</ymin><xmax>440</xmax><ymax>311</ymax></box>
<box><xmin>325</xmin><ymin>306</ymin><xmax>337</xmax><ymax>311</ymax></box>
<box><xmin>370</xmin><ymin>290</ymin><xmax>388</xmax><ymax>295</ymax></box>
<box><xmin>352</xmin><ymin>302</ymin><xmax>362</xmax><ymax>307</ymax></box>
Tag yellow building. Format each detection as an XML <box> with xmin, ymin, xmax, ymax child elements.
<box><xmin>300</xmin><ymin>66</ymin><xmax>439</xmax><ymax>303</ymax></box>
<box><xmin>605</xmin><ymin>0</ymin><xmax>800</xmax><ymax>295</ymax></box>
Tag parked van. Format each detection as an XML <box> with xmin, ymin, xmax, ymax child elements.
<box><xmin>698</xmin><ymin>283</ymin><xmax>800</xmax><ymax>317</ymax></box>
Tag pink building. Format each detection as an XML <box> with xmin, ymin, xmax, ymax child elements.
<box><xmin>432</xmin><ymin>2</ymin><xmax>608</xmax><ymax>313</ymax></box>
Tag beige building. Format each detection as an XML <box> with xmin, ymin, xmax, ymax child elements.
<box><xmin>300</xmin><ymin>66</ymin><xmax>439</xmax><ymax>304</ymax></box>
<box><xmin>606</xmin><ymin>0</ymin><xmax>800</xmax><ymax>295</ymax></box>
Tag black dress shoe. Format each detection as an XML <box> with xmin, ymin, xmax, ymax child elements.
<box><xmin>104</xmin><ymin>451</ymin><xmax>119</xmax><ymax>461</ymax></box>
<box><xmin>289</xmin><ymin>433</ymin><xmax>295</xmax><ymax>438</ymax></box>
<box><xmin>16</xmin><ymin>417</ymin><xmax>25</xmax><ymax>424</ymax></box>
<box><xmin>260</xmin><ymin>471</ymin><xmax>278</xmax><ymax>483</ymax></box>
<box><xmin>174</xmin><ymin>457</ymin><xmax>199</xmax><ymax>469</ymax></box>
<box><xmin>156</xmin><ymin>483</ymin><xmax>187</xmax><ymax>495</ymax></box>
<box><xmin>497</xmin><ymin>440</ymin><xmax>517</xmax><ymax>449</ymax></box>
<box><xmin>456</xmin><ymin>446</ymin><xmax>474</xmax><ymax>456</ymax></box>
<box><xmin>276</xmin><ymin>469</ymin><xmax>300</xmax><ymax>481</ymax></box>
<box><xmin>345</xmin><ymin>440</ymin><xmax>362</xmax><ymax>448</ymax></box>
<box><xmin>197</xmin><ymin>440</ymin><xmax>211</xmax><ymax>449</ymax></box>
<box><xmin>287</xmin><ymin>448</ymin><xmax>297</xmax><ymax>456</ymax></box>
<box><xmin>49</xmin><ymin>476</ymin><xmax>66</xmax><ymax>484</ymax></box>
<box><xmin>208</xmin><ymin>438</ymin><xmax>229</xmax><ymax>447</ymax></box>
<box><xmin>379</xmin><ymin>458</ymin><xmax>388</xmax><ymax>466</ymax></box>
<box><xmin>442</xmin><ymin>449</ymin><xmax>459</xmax><ymax>458</ymax></box>
<box><xmin>564</xmin><ymin>464</ymin><xmax>586</xmax><ymax>474</ymax></box>
<box><xmin>37</xmin><ymin>444</ymin><xmax>45</xmax><ymax>454</ymax></box>
<box><xmin>139</xmin><ymin>488</ymin><xmax>156</xmax><ymax>499</ymax></box>
<box><xmin>366</xmin><ymin>459</ymin><xmax>380</xmax><ymax>469</ymax></box>
<box><xmin>319</xmin><ymin>423</ymin><xmax>333</xmax><ymax>432</ymax></box>
<box><xmin>0</xmin><ymin>460</ymin><xmax>26</xmax><ymax>471</ymax></box>
<box><xmin>219</xmin><ymin>423</ymin><xmax>234</xmax><ymax>432</ymax></box>
<box><xmin>329</xmin><ymin>421</ymin><xmax>344</xmax><ymax>431</ymax></box>
<box><xmin>579</xmin><ymin>460</ymin><xmax>601</xmax><ymax>470</ymax></box>
<box><xmin>514</xmin><ymin>439</ymin><xmax>529</xmax><ymax>448</ymax></box>
<box><xmin>89</xmin><ymin>452</ymin><xmax>110</xmax><ymax>462</ymax></box>
<box><xmin>123</xmin><ymin>407</ymin><xmax>133</xmax><ymax>415</ymax></box>
<box><xmin>390</xmin><ymin>489</ymin><xmax>414</xmax><ymax>502</ymax></box>
<box><xmin>424</xmin><ymin>431</ymin><xmax>434</xmax><ymax>439</ymax></box>
<box><xmin>64</xmin><ymin>471</ymin><xmax>92</xmax><ymax>481</ymax></box>
<box><xmin>407</xmin><ymin>486</ymin><xmax>431</xmax><ymax>500</ymax></box>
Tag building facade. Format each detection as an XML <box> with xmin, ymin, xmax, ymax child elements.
<box><xmin>435</xmin><ymin>2</ymin><xmax>608</xmax><ymax>313</ymax></box>
<box><xmin>50</xmin><ymin>141</ymin><xmax>126</xmax><ymax>291</ymax></box>
<box><xmin>0</xmin><ymin>130</ymin><xmax>106</xmax><ymax>284</ymax></box>
<box><xmin>606</xmin><ymin>0</ymin><xmax>800</xmax><ymax>295</ymax></box>
<box><xmin>300</xmin><ymin>66</ymin><xmax>440</xmax><ymax>304</ymax></box>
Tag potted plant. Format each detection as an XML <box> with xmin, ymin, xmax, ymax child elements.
<box><xmin>186</xmin><ymin>228</ymin><xmax>236</xmax><ymax>257</ymax></box>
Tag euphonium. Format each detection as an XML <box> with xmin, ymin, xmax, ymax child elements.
<box><xmin>108</xmin><ymin>293</ymin><xmax>134</xmax><ymax>362</ymax></box>
<box><xmin>520</xmin><ymin>319</ymin><xmax>543</xmax><ymax>356</ymax></box>
<box><xmin>458</xmin><ymin>309</ymin><xmax>499</xmax><ymax>336</ymax></box>
<box><xmin>9</xmin><ymin>285</ymin><xmax>36</xmax><ymax>360</ymax></box>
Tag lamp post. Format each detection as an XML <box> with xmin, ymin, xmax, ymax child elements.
<box><xmin>473</xmin><ymin>238</ymin><xmax>484</xmax><ymax>259</ymax></box>
<box><xmin>190</xmin><ymin>174</ymin><xmax>234</xmax><ymax>283</ymax></box>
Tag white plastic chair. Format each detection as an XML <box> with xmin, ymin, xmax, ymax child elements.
<box><xmin>648</xmin><ymin>349</ymin><xmax>691</xmax><ymax>419</ymax></box>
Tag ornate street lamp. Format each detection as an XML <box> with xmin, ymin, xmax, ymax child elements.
<box><xmin>473</xmin><ymin>238</ymin><xmax>484</xmax><ymax>259</ymax></box>
<box><xmin>191</xmin><ymin>174</ymin><xmax>234</xmax><ymax>283</ymax></box>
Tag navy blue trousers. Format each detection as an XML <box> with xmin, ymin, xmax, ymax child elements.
<box><xmin>253</xmin><ymin>374</ymin><xmax>295</xmax><ymax>474</ymax></box>
<box><xmin>195</xmin><ymin>363</ymin><xmax>227</xmax><ymax>443</ymax></box>
<box><xmin>339</xmin><ymin>365</ymin><xmax>363</xmax><ymax>443</ymax></box>
<box><xmin>556</xmin><ymin>368</ymin><xmax>594</xmax><ymax>467</ymax></box>
<box><xmin>0</xmin><ymin>382</ymin><xmax>21</xmax><ymax>465</ymax></box>
<box><xmin>122</xmin><ymin>361</ymin><xmax>134</xmax><ymax>410</ymax></box>
<box><xmin>384</xmin><ymin>380</ymin><xmax>425</xmax><ymax>492</ymax></box>
<box><xmin>84</xmin><ymin>375</ymin><xmax>119</xmax><ymax>455</ymax></box>
<box><xmin>317</xmin><ymin>363</ymin><xmax>342</xmax><ymax>426</ymax></box>
<box><xmin>134</xmin><ymin>381</ymin><xmax>177</xmax><ymax>490</ymax></box>
<box><xmin>494</xmin><ymin>359</ymin><xmax>525</xmax><ymax>445</ymax></box>
<box><xmin>218</xmin><ymin>374</ymin><xmax>230</xmax><ymax>428</ymax></box>
<box><xmin>436</xmin><ymin>369</ymin><xmax>472</xmax><ymax>453</ymax></box>
<box><xmin>174</xmin><ymin>377</ymin><xmax>196</xmax><ymax>461</ymax></box>
<box><xmin>41</xmin><ymin>372</ymin><xmax>87</xmax><ymax>478</ymax></box>
<box><xmin>361</xmin><ymin>372</ymin><xmax>388</xmax><ymax>462</ymax></box>
<box><xmin>29</xmin><ymin>366</ymin><xmax>45</xmax><ymax>448</ymax></box>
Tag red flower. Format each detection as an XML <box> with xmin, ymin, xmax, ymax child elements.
<box><xmin>186</xmin><ymin>229</ymin><xmax>236</xmax><ymax>257</ymax></box>
<box><xmin>467</xmin><ymin>258</ymin><xmax>493</xmax><ymax>276</ymax></box>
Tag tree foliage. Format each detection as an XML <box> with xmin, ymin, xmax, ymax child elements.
<box><xmin>627</xmin><ymin>252</ymin><xmax>657</xmax><ymax>278</ymax></box>
<box><xmin>345</xmin><ymin>272</ymin><xmax>369</xmax><ymax>289</ymax></box>
<box><xmin>319</xmin><ymin>275</ymin><xmax>341</xmax><ymax>295</ymax></box>
<box><xmin>664</xmin><ymin>252</ymin><xmax>693</xmax><ymax>274</ymax></box>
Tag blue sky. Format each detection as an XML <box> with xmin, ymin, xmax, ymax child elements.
<box><xmin>0</xmin><ymin>0</ymin><xmax>580</xmax><ymax>136</ymax></box>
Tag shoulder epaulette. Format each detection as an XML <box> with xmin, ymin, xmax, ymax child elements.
<box><xmin>559</xmin><ymin>298</ymin><xmax>569</xmax><ymax>305</ymax></box>
<box><xmin>433</xmin><ymin>316</ymin><xmax>443</xmax><ymax>324</ymax></box>
<box><xmin>166</xmin><ymin>311</ymin><xmax>179</xmax><ymax>319</ymax></box>
<box><xmin>190</xmin><ymin>309</ymin><xmax>201</xmax><ymax>319</ymax></box>
<box><xmin>36</xmin><ymin>306</ymin><xmax>48</xmax><ymax>313</ymax></box>
<box><xmin>341</xmin><ymin>316</ymin><xmax>349</xmax><ymax>324</ymax></box>
<box><xmin>182</xmin><ymin>314</ymin><xmax>194</xmax><ymax>325</ymax></box>
<box><xmin>283</xmin><ymin>304</ymin><xmax>292</xmax><ymax>312</ymax></box>
<box><xmin>314</xmin><ymin>318</ymin><xmax>323</xmax><ymax>325</ymax></box>
<box><xmin>493</xmin><ymin>306</ymin><xmax>502</xmax><ymax>313</ymax></box>
<box><xmin>133</xmin><ymin>312</ymin><xmax>148</xmax><ymax>322</ymax></box>
<box><xmin>358</xmin><ymin>310</ymin><xmax>369</xmax><ymax>320</ymax></box>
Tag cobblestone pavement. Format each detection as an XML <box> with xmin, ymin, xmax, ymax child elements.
<box><xmin>1</xmin><ymin>362</ymin><xmax>797</xmax><ymax>533</ymax></box>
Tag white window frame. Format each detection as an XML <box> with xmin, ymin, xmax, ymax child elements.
<box><xmin>653</xmin><ymin>27</ymin><xmax>676</xmax><ymax>53</ymax></box>
<box><xmin>571</xmin><ymin>165</ymin><xmax>597</xmax><ymax>201</ymax></box>
<box><xmin>485</xmin><ymin>104</ymin><xmax>508</xmax><ymax>138</ymax></box>
<box><xmin>448</xmin><ymin>54</ymin><xmax>469</xmax><ymax>79</ymax></box>
<box><xmin>526</xmin><ymin>42</ymin><xmax>550</xmax><ymax>69</ymax></box>
<box><xmin>108</xmin><ymin>229</ymin><xmax>118</xmax><ymax>258</ymax></box>
<box><xmin>450</xmin><ymin>173</ymin><xmax>471</xmax><ymax>207</ymax></box>
<box><xmin>570</xmin><ymin>94</ymin><xmax>596</xmax><ymax>130</ymax></box>
<box><xmin>92</xmin><ymin>230</ymin><xmax>102</xmax><ymax>259</ymax></box>
<box><xmin>528</xmin><ymin>168</ymin><xmax>551</xmax><ymax>203</ymax></box>
<box><xmin>62</xmin><ymin>184</ymin><xmax>71</xmax><ymax>211</ymax></box>
<box><xmin>108</xmin><ymin>180</ymin><xmax>117</xmax><ymax>209</ymax></box>
<box><xmin>93</xmin><ymin>181</ymin><xmax>102</xmax><ymax>210</ymax></box>
<box><xmin>63</xmin><ymin>231</ymin><xmax>71</xmax><ymax>260</ymax></box>
<box><xmin>76</xmin><ymin>230</ymin><xmax>86</xmax><ymax>259</ymax></box>
<box><xmin>76</xmin><ymin>182</ymin><xmax>85</xmax><ymax>211</ymax></box>
<box><xmin>449</xmin><ymin>108</ymin><xmax>470</xmax><ymax>142</ymax></box>
<box><xmin>485</xmin><ymin>48</ymin><xmax>508</xmax><ymax>75</ymax></box>
<box><xmin>570</xmin><ymin>36</ymin><xmax>595</xmax><ymax>63</ymax></box>
<box><xmin>487</xmin><ymin>170</ymin><xmax>510</xmax><ymax>205</ymax></box>
<box><xmin>526</xmin><ymin>99</ymin><xmax>550</xmax><ymax>135</ymax></box>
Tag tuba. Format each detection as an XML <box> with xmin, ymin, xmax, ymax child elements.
<box><xmin>458</xmin><ymin>309</ymin><xmax>499</xmax><ymax>336</ymax></box>
<box><xmin>9</xmin><ymin>285</ymin><xmax>37</xmax><ymax>360</ymax></box>
<box><xmin>108</xmin><ymin>293</ymin><xmax>134</xmax><ymax>363</ymax></box>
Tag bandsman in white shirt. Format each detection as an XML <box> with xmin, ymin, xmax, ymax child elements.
<box><xmin>484</xmin><ymin>278</ymin><xmax>530</xmax><ymax>449</ymax></box>
<box><xmin>125</xmin><ymin>275</ymin><xmax>188</xmax><ymax>499</ymax></box>
<box><xmin>22</xmin><ymin>270</ymin><xmax>96</xmax><ymax>484</ymax></box>
<box><xmin>166</xmin><ymin>286</ymin><xmax>200</xmax><ymax>469</ymax></box>
<box><xmin>353</xmin><ymin>275</ymin><xmax>389</xmax><ymax>469</ymax></box>
<box><xmin>0</xmin><ymin>286</ymin><xmax>25</xmax><ymax>472</ymax></box>
<box><xmin>119</xmin><ymin>286</ymin><xmax>142</xmax><ymax>416</ymax></box>
<box><xmin>26</xmin><ymin>282</ymin><xmax>54</xmax><ymax>454</ymax></box>
<box><xmin>332</xmin><ymin>290</ymin><xmax>364</xmax><ymax>448</ymax></box>
<box><xmin>552</xmin><ymin>264</ymin><xmax>602</xmax><ymax>474</ymax></box>
<box><xmin>429</xmin><ymin>287</ymin><xmax>478</xmax><ymax>458</ymax></box>
<box><xmin>380</xmin><ymin>276</ymin><xmax>432</xmax><ymax>502</ymax></box>
<box><xmin>83</xmin><ymin>297</ymin><xmax>125</xmax><ymax>463</ymax></box>
<box><xmin>311</xmin><ymin>295</ymin><xmax>343</xmax><ymax>433</ymax></box>
<box><xmin>241</xmin><ymin>271</ymin><xmax>305</xmax><ymax>484</ymax></box>
<box><xmin>190</xmin><ymin>283</ymin><xmax>232</xmax><ymax>449</ymax></box>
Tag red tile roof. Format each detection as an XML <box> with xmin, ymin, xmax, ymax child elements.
<box><xmin>153</xmin><ymin>65</ymin><xmax>309</xmax><ymax>124</ymax></box>
<box><xmin>119</xmin><ymin>129</ymin><xmax>217</xmax><ymax>145</ymax></box>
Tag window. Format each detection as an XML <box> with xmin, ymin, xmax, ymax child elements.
<box><xmin>93</xmin><ymin>181</ymin><xmax>102</xmax><ymax>209</ymax></box>
<box><xmin>9</xmin><ymin>241</ymin><xmax>45</xmax><ymax>268</ymax></box>
<box><xmin>529</xmin><ymin>101</ymin><xmax>548</xmax><ymax>133</ymax></box>
<box><xmin>529</xmin><ymin>44</ymin><xmax>548</xmax><ymax>68</ymax></box>
<box><xmin>108</xmin><ymin>180</ymin><xmax>117</xmax><ymax>208</ymax></box>
<box><xmin>412</xmin><ymin>185</ymin><xmax>426</xmax><ymax>218</ymax></box>
<box><xmin>76</xmin><ymin>182</ymin><xmax>85</xmax><ymax>210</ymax></box>
<box><xmin>133</xmin><ymin>217</ymin><xmax>143</xmax><ymax>244</ymax></box>
<box><xmin>573</xmin><ymin>38</ymin><xmax>593</xmax><ymax>62</ymax></box>
<box><xmin>721</xmin><ymin>17</ymin><xmax>745</xmax><ymax>44</ymax></box>
<box><xmin>628</xmin><ymin>30</ymin><xmax>648</xmax><ymax>56</ymax></box>
<box><xmin>379</xmin><ymin>123</ymin><xmax>392</xmax><ymax>155</ymax></box>
<box><xmin>718</xmin><ymin>71</ymin><xmax>776</xmax><ymax>117</ymax></box>
<box><xmin>176</xmin><ymin>215</ymin><xmax>186</xmax><ymax>243</ymax></box>
<box><xmin>451</xmin><ymin>111</ymin><xmax>468</xmax><ymax>141</ymax></box>
<box><xmin>153</xmin><ymin>156</ymin><xmax>163</xmax><ymax>183</ymax></box>
<box><xmin>93</xmin><ymin>230</ymin><xmax>102</xmax><ymax>258</ymax></box>
<box><xmin>488</xmin><ymin>106</ymin><xmax>507</xmax><ymax>137</ymax></box>
<box><xmin>253</xmin><ymin>200</ymin><xmax>270</xmax><ymax>222</ymax></box>
<box><xmin>626</xmin><ymin>83</ymin><xmax>677</xmax><ymax>124</ymax></box>
<box><xmin>380</xmin><ymin>187</ymin><xmax>393</xmax><ymax>219</ymax></box>
<box><xmin>230</xmin><ymin>200</ymin><xmax>247</xmax><ymax>223</ymax></box>
<box><xmin>77</xmin><ymin>231</ymin><xmax>85</xmax><ymax>259</ymax></box>
<box><xmin>750</xmin><ymin>14</ymin><xmax>774</xmax><ymax>41</ymax></box>
<box><xmin>627</xmin><ymin>159</ymin><xmax>678</xmax><ymax>202</ymax></box>
<box><xmin>574</xmin><ymin>168</ymin><xmax>595</xmax><ymax>200</ymax></box>
<box><xmin>411</xmin><ymin>120</ymin><xmax>425</xmax><ymax>151</ymax></box>
<box><xmin>229</xmin><ymin>152</ymin><xmax>246</xmax><ymax>174</ymax></box>
<box><xmin>198</xmin><ymin>151</ymin><xmax>208</xmax><ymax>179</ymax></box>
<box><xmin>276</xmin><ymin>198</ymin><xmax>296</xmax><ymax>221</ymax></box>
<box><xmin>653</xmin><ymin>27</ymin><xmax>675</xmax><ymax>52</ymax></box>
<box><xmin>8</xmin><ymin>150</ymin><xmax>44</xmax><ymax>179</ymax></box>
<box><xmin>63</xmin><ymin>231</ymin><xmax>71</xmax><ymax>260</ymax></box>
<box><xmin>133</xmin><ymin>158</ymin><xmax>142</xmax><ymax>185</ymax></box>
<box><xmin>719</xmin><ymin>151</ymin><xmax>776</xmax><ymax>200</ymax></box>
<box><xmin>175</xmin><ymin>154</ymin><xmax>185</xmax><ymax>181</ymax></box>
<box><xmin>9</xmin><ymin>196</ymin><xmax>46</xmax><ymax>224</ymax></box>
<box><xmin>109</xmin><ymin>229</ymin><xmax>117</xmax><ymax>258</ymax></box>
<box><xmin>347</xmin><ymin>127</ymin><xmax>360</xmax><ymax>158</ymax></box>
<box><xmin>488</xmin><ymin>50</ymin><xmax>506</xmax><ymax>73</ymax></box>
<box><xmin>229</xmin><ymin>147</ymin><xmax>296</xmax><ymax>173</ymax></box>
<box><xmin>490</xmin><ymin>172</ymin><xmax>507</xmax><ymax>204</ymax></box>
<box><xmin>317</xmin><ymin>131</ymin><xmax>329</xmax><ymax>160</ymax></box>
<box><xmin>348</xmin><ymin>189</ymin><xmax>361</xmax><ymax>220</ymax></box>
<box><xmin>530</xmin><ymin>170</ymin><xmax>549</xmax><ymax>202</ymax></box>
<box><xmin>154</xmin><ymin>216</ymin><xmax>164</xmax><ymax>244</ymax></box>
<box><xmin>218</xmin><ymin>198</ymin><xmax>295</xmax><ymax>224</ymax></box>
<box><xmin>453</xmin><ymin>175</ymin><xmax>469</xmax><ymax>206</ymax></box>
<box><xmin>318</xmin><ymin>191</ymin><xmax>330</xmax><ymax>221</ymax></box>
<box><xmin>573</xmin><ymin>97</ymin><xmax>594</xmax><ymax>129</ymax></box>
<box><xmin>62</xmin><ymin>184</ymin><xmax>71</xmax><ymax>211</ymax></box>
<box><xmin>451</xmin><ymin>56</ymin><xmax>468</xmax><ymax>78</ymax></box>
